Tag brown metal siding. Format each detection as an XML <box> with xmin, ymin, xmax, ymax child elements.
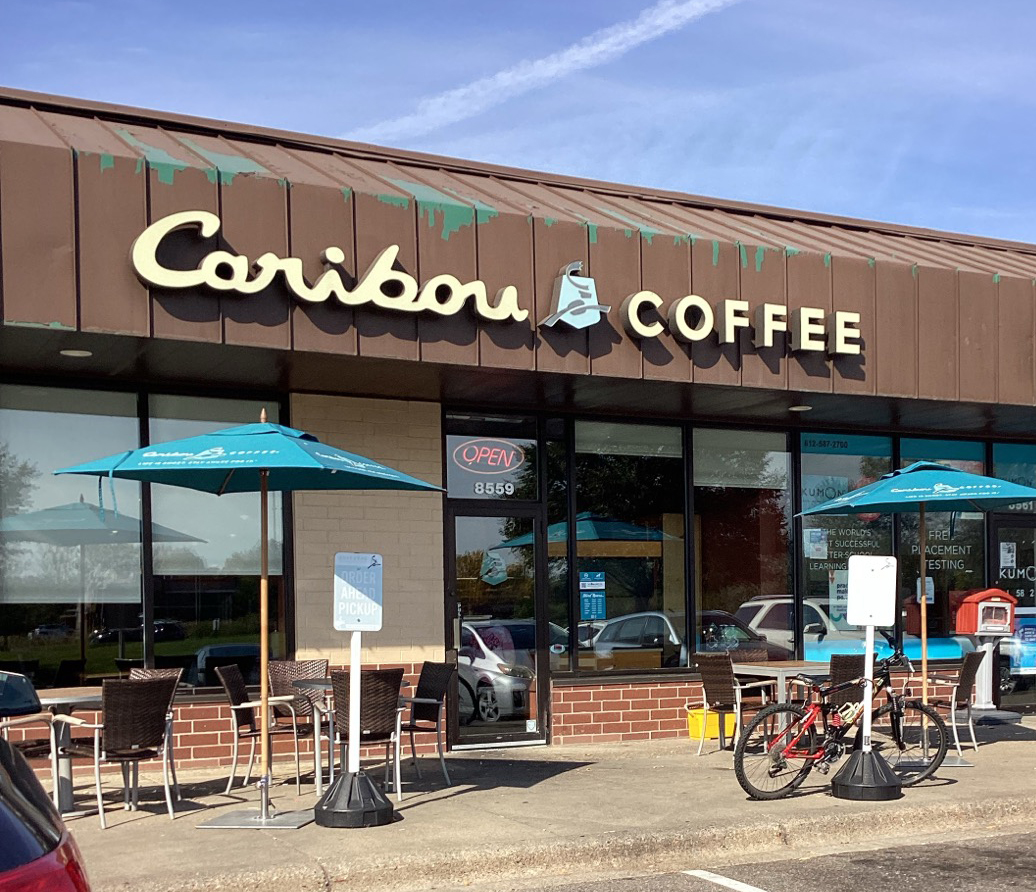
<box><xmin>787</xmin><ymin>251</ymin><xmax>832</xmax><ymax>394</ymax></box>
<box><xmin>957</xmin><ymin>271</ymin><xmax>997</xmax><ymax>404</ymax></box>
<box><xmin>874</xmin><ymin>261</ymin><xmax>918</xmax><ymax>398</ymax></box>
<box><xmin>588</xmin><ymin>226</ymin><xmax>642</xmax><ymax>380</ymax></box>
<box><xmin>288</xmin><ymin>182</ymin><xmax>357</xmax><ymax>356</ymax></box>
<box><xmin>831</xmin><ymin>256</ymin><xmax>874</xmax><ymax>396</ymax></box>
<box><xmin>5</xmin><ymin>90</ymin><xmax>1036</xmax><ymax>414</ymax></box>
<box><xmin>0</xmin><ymin>108</ymin><xmax>76</xmax><ymax>329</ymax></box>
<box><xmin>640</xmin><ymin>236</ymin><xmax>692</xmax><ymax>383</ymax></box>
<box><xmin>997</xmin><ymin>275</ymin><xmax>1036</xmax><ymax>406</ymax></box>
<box><xmin>917</xmin><ymin>266</ymin><xmax>958</xmax><ymax>401</ymax></box>
<box><xmin>738</xmin><ymin>243</ymin><xmax>787</xmax><ymax>391</ymax></box>
<box><xmin>689</xmin><ymin>239</ymin><xmax>740</xmax><ymax>386</ymax></box>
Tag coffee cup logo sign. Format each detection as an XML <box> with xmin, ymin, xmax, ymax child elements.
<box><xmin>130</xmin><ymin>210</ymin><xmax>529</xmax><ymax>323</ymax></box>
<box><xmin>130</xmin><ymin>213</ymin><xmax>862</xmax><ymax>357</ymax></box>
<box><xmin>452</xmin><ymin>438</ymin><xmax>526</xmax><ymax>475</ymax></box>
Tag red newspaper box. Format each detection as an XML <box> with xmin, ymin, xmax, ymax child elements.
<box><xmin>955</xmin><ymin>588</ymin><xmax>1016</xmax><ymax>636</ymax></box>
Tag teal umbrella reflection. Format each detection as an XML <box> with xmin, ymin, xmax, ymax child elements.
<box><xmin>800</xmin><ymin>460</ymin><xmax>1036</xmax><ymax>703</ymax></box>
<box><xmin>494</xmin><ymin>512</ymin><xmax>679</xmax><ymax>550</ymax></box>
<box><xmin>55</xmin><ymin>415</ymin><xmax>441</xmax><ymax>826</ymax></box>
<box><xmin>0</xmin><ymin>496</ymin><xmax>203</xmax><ymax>661</ymax></box>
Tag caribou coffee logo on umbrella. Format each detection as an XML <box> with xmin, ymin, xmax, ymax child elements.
<box><xmin>540</xmin><ymin>262</ymin><xmax>610</xmax><ymax>331</ymax></box>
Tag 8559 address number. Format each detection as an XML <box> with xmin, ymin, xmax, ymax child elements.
<box><xmin>473</xmin><ymin>481</ymin><xmax>515</xmax><ymax>496</ymax></box>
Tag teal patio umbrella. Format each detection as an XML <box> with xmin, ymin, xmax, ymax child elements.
<box><xmin>55</xmin><ymin>413</ymin><xmax>441</xmax><ymax>826</ymax></box>
<box><xmin>800</xmin><ymin>461</ymin><xmax>1036</xmax><ymax>703</ymax></box>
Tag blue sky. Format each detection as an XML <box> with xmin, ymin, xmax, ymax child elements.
<box><xmin>3</xmin><ymin>0</ymin><xmax>1035</xmax><ymax>242</ymax></box>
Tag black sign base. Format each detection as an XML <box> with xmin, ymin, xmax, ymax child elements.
<box><xmin>831</xmin><ymin>749</ymin><xmax>903</xmax><ymax>801</ymax></box>
<box><xmin>313</xmin><ymin>770</ymin><xmax>394</xmax><ymax>828</ymax></box>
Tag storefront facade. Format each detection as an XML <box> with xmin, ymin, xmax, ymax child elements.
<box><xmin>3</xmin><ymin>87</ymin><xmax>1036</xmax><ymax>766</ymax></box>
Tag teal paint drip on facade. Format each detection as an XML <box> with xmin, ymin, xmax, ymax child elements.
<box><xmin>785</xmin><ymin>246</ymin><xmax>801</xmax><ymax>257</ymax></box>
<box><xmin>584</xmin><ymin>223</ymin><xmax>598</xmax><ymax>244</ymax></box>
<box><xmin>738</xmin><ymin>242</ymin><xmax>748</xmax><ymax>269</ymax></box>
<box><xmin>712</xmin><ymin>240</ymin><xmax>720</xmax><ymax>266</ymax></box>
<box><xmin>178</xmin><ymin>137</ymin><xmax>268</xmax><ymax>186</ymax></box>
<box><xmin>755</xmin><ymin>245</ymin><xmax>767</xmax><ymax>272</ymax></box>
<box><xmin>377</xmin><ymin>194</ymin><xmax>410</xmax><ymax>209</ymax></box>
<box><xmin>993</xmin><ymin>273</ymin><xmax>1002</xmax><ymax>284</ymax></box>
<box><xmin>341</xmin><ymin>187</ymin><xmax>353</xmax><ymax>203</ymax></box>
<box><xmin>385</xmin><ymin>178</ymin><xmax>484</xmax><ymax>241</ymax></box>
<box><xmin>99</xmin><ymin>153</ymin><xmax>115</xmax><ymax>172</ymax></box>
<box><xmin>823</xmin><ymin>253</ymin><xmax>832</xmax><ymax>268</ymax></box>
<box><xmin>595</xmin><ymin>205</ymin><xmax>660</xmax><ymax>244</ymax></box>
<box><xmin>115</xmin><ymin>128</ymin><xmax>189</xmax><ymax>185</ymax></box>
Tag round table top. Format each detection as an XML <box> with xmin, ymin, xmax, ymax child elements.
<box><xmin>37</xmin><ymin>687</ymin><xmax>103</xmax><ymax>711</ymax></box>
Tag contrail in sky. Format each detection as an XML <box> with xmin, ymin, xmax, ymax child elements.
<box><xmin>347</xmin><ymin>0</ymin><xmax>744</xmax><ymax>144</ymax></box>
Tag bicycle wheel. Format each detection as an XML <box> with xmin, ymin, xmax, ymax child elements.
<box><xmin>734</xmin><ymin>704</ymin><xmax>818</xmax><ymax>800</ymax></box>
<box><xmin>869</xmin><ymin>701</ymin><xmax>948</xmax><ymax>785</ymax></box>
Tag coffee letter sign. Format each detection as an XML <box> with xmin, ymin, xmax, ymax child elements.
<box><xmin>131</xmin><ymin>210</ymin><xmax>529</xmax><ymax>323</ymax></box>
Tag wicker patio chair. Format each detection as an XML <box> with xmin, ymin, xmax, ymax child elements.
<box><xmin>399</xmin><ymin>662</ymin><xmax>455</xmax><ymax>787</ymax></box>
<box><xmin>269</xmin><ymin>659</ymin><xmax>331</xmax><ymax>785</ymax></box>
<box><xmin>129</xmin><ymin>667</ymin><xmax>184</xmax><ymax>800</ymax></box>
<box><xmin>693</xmin><ymin>651</ymin><xmax>776</xmax><ymax>755</ymax></box>
<box><xmin>330</xmin><ymin>668</ymin><xmax>404</xmax><ymax>801</ymax></box>
<box><xmin>214</xmin><ymin>663</ymin><xmax>306</xmax><ymax>795</ymax></box>
<box><xmin>52</xmin><ymin>676</ymin><xmax>178</xmax><ymax>829</ymax></box>
<box><xmin>928</xmin><ymin>649</ymin><xmax>986</xmax><ymax>756</ymax></box>
<box><xmin>0</xmin><ymin>670</ymin><xmax>58</xmax><ymax>809</ymax></box>
<box><xmin>826</xmin><ymin>653</ymin><xmax>866</xmax><ymax>707</ymax></box>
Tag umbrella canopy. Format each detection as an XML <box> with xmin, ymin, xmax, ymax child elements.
<box><xmin>55</xmin><ymin>417</ymin><xmax>441</xmax><ymax>821</ymax></box>
<box><xmin>800</xmin><ymin>460</ymin><xmax>1036</xmax><ymax>702</ymax></box>
<box><xmin>0</xmin><ymin>498</ymin><xmax>203</xmax><ymax>545</ymax></box>
<box><xmin>55</xmin><ymin>422</ymin><xmax>437</xmax><ymax>494</ymax></box>
<box><xmin>799</xmin><ymin>461</ymin><xmax>1036</xmax><ymax>515</ymax></box>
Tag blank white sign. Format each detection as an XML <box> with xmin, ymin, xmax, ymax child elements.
<box><xmin>847</xmin><ymin>555</ymin><xmax>897</xmax><ymax>627</ymax></box>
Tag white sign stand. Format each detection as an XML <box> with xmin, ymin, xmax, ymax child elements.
<box><xmin>831</xmin><ymin>555</ymin><xmax>902</xmax><ymax>801</ymax></box>
<box><xmin>846</xmin><ymin>555</ymin><xmax>897</xmax><ymax>753</ymax></box>
<box><xmin>315</xmin><ymin>553</ymin><xmax>390</xmax><ymax>828</ymax></box>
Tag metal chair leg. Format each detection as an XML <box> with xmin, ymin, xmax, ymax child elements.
<box><xmin>225</xmin><ymin>727</ymin><xmax>240</xmax><ymax>794</ymax></box>
<box><xmin>436</xmin><ymin>722</ymin><xmax>450</xmax><ymax>786</ymax></box>
<box><xmin>122</xmin><ymin>763</ymin><xmax>131</xmax><ymax>810</ymax></box>
<box><xmin>950</xmin><ymin>702</ymin><xmax>963</xmax><ymax>757</ymax></box>
<box><xmin>162</xmin><ymin>748</ymin><xmax>175</xmax><ymax>820</ymax></box>
<box><xmin>95</xmin><ymin>735</ymin><xmax>106</xmax><ymax>830</ymax></box>
<box><xmin>966</xmin><ymin>702</ymin><xmax>978</xmax><ymax>751</ymax></box>
<box><xmin>696</xmin><ymin>702</ymin><xmax>708</xmax><ymax>756</ymax></box>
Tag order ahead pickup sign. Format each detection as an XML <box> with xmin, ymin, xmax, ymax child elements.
<box><xmin>333</xmin><ymin>552</ymin><xmax>383</xmax><ymax>632</ymax></box>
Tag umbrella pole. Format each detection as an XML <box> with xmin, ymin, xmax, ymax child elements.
<box><xmin>919</xmin><ymin>503</ymin><xmax>928</xmax><ymax>706</ymax></box>
<box><xmin>259</xmin><ymin>469</ymin><xmax>271</xmax><ymax>820</ymax></box>
<box><xmin>79</xmin><ymin>543</ymin><xmax>87</xmax><ymax>665</ymax></box>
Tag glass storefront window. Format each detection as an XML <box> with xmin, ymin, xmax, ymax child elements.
<box><xmin>694</xmin><ymin>428</ymin><xmax>792</xmax><ymax>662</ymax></box>
<box><xmin>993</xmin><ymin>444</ymin><xmax>1036</xmax><ymax>515</ymax></box>
<box><xmin>576</xmin><ymin>421</ymin><xmax>685</xmax><ymax>671</ymax></box>
<box><xmin>798</xmin><ymin>433</ymin><xmax>893</xmax><ymax>659</ymax></box>
<box><xmin>899</xmin><ymin>439</ymin><xmax>985</xmax><ymax>657</ymax></box>
<box><xmin>0</xmin><ymin>386</ymin><xmax>140</xmax><ymax>687</ymax></box>
<box><xmin>149</xmin><ymin>396</ymin><xmax>284</xmax><ymax>685</ymax></box>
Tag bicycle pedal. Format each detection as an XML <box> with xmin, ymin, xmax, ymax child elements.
<box><xmin>816</xmin><ymin>762</ymin><xmax>830</xmax><ymax>775</ymax></box>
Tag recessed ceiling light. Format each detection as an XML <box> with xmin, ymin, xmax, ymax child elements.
<box><xmin>788</xmin><ymin>404</ymin><xmax>812</xmax><ymax>412</ymax></box>
<box><xmin>59</xmin><ymin>349</ymin><xmax>93</xmax><ymax>358</ymax></box>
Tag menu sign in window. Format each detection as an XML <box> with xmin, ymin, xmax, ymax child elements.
<box><xmin>446</xmin><ymin>435</ymin><xmax>537</xmax><ymax>500</ymax></box>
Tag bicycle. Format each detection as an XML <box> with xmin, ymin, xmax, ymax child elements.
<box><xmin>733</xmin><ymin>641</ymin><xmax>949</xmax><ymax>800</ymax></box>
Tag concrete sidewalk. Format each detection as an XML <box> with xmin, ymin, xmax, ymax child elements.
<box><xmin>70</xmin><ymin>718</ymin><xmax>1036</xmax><ymax>892</ymax></box>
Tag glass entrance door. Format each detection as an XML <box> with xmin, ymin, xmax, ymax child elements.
<box><xmin>448</xmin><ymin>510</ymin><xmax>547</xmax><ymax>746</ymax></box>
<box><xmin>991</xmin><ymin>520</ymin><xmax>1036</xmax><ymax>712</ymax></box>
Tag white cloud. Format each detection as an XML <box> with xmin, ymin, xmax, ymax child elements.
<box><xmin>346</xmin><ymin>0</ymin><xmax>744</xmax><ymax>143</ymax></box>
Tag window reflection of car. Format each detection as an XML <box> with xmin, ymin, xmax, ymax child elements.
<box><xmin>734</xmin><ymin>595</ymin><xmax>859</xmax><ymax>652</ymax></box>
<box><xmin>89</xmin><ymin>618</ymin><xmax>186</xmax><ymax>645</ymax></box>
<box><xmin>576</xmin><ymin>621</ymin><xmax>607</xmax><ymax>648</ymax></box>
<box><xmin>593</xmin><ymin>609</ymin><xmax>792</xmax><ymax>668</ymax></box>
<box><xmin>27</xmin><ymin>624</ymin><xmax>72</xmax><ymax>641</ymax></box>
<box><xmin>457</xmin><ymin>619</ymin><xmax>564</xmax><ymax>724</ymax></box>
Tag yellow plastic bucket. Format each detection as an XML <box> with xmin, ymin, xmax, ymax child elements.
<box><xmin>685</xmin><ymin>707</ymin><xmax>736</xmax><ymax>740</ymax></box>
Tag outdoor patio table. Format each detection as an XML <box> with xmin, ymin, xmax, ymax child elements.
<box><xmin>37</xmin><ymin>686</ymin><xmax>102</xmax><ymax>814</ymax></box>
<box><xmin>292</xmin><ymin>676</ymin><xmax>411</xmax><ymax>794</ymax></box>
<box><xmin>730</xmin><ymin>660</ymin><xmax>829</xmax><ymax>704</ymax></box>
<box><xmin>292</xmin><ymin>678</ymin><xmax>335</xmax><ymax>795</ymax></box>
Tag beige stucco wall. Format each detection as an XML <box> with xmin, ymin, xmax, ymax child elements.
<box><xmin>290</xmin><ymin>394</ymin><xmax>444</xmax><ymax>665</ymax></box>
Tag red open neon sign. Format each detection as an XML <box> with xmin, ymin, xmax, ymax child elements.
<box><xmin>452</xmin><ymin>438</ymin><xmax>526</xmax><ymax>475</ymax></box>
